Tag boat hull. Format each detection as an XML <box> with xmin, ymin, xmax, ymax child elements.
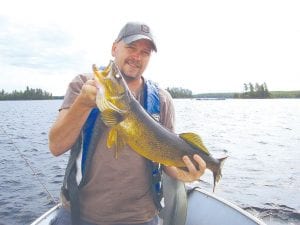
<box><xmin>186</xmin><ymin>188</ymin><xmax>266</xmax><ymax>225</ymax></box>
<box><xmin>31</xmin><ymin>189</ymin><xmax>266</xmax><ymax>225</ymax></box>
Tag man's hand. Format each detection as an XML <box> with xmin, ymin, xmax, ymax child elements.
<box><xmin>77</xmin><ymin>79</ymin><xmax>98</xmax><ymax>108</ymax></box>
<box><xmin>164</xmin><ymin>154</ymin><xmax>206</xmax><ymax>182</ymax></box>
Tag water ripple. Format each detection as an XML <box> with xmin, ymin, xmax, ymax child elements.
<box><xmin>1</xmin><ymin>99</ymin><xmax>300</xmax><ymax>224</ymax></box>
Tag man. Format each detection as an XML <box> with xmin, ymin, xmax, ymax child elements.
<box><xmin>49</xmin><ymin>22</ymin><xmax>206</xmax><ymax>225</ymax></box>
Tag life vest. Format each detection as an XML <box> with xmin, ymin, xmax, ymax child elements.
<box><xmin>61</xmin><ymin>79</ymin><xmax>163</xmax><ymax>225</ymax></box>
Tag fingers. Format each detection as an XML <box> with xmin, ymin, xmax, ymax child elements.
<box><xmin>163</xmin><ymin>155</ymin><xmax>206</xmax><ymax>182</ymax></box>
<box><xmin>78</xmin><ymin>79</ymin><xmax>98</xmax><ymax>108</ymax></box>
<box><xmin>182</xmin><ymin>155</ymin><xmax>196</xmax><ymax>173</ymax></box>
<box><xmin>82</xmin><ymin>81</ymin><xmax>97</xmax><ymax>98</ymax></box>
<box><xmin>193</xmin><ymin>154</ymin><xmax>206</xmax><ymax>175</ymax></box>
<box><xmin>163</xmin><ymin>166</ymin><xmax>179</xmax><ymax>179</ymax></box>
<box><xmin>182</xmin><ymin>154</ymin><xmax>206</xmax><ymax>181</ymax></box>
<box><xmin>85</xmin><ymin>79</ymin><xmax>97</xmax><ymax>87</ymax></box>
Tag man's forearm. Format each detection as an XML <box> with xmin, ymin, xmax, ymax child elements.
<box><xmin>48</xmin><ymin>96</ymin><xmax>93</xmax><ymax>156</ymax></box>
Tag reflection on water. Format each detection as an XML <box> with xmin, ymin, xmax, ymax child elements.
<box><xmin>0</xmin><ymin>99</ymin><xmax>299</xmax><ymax>225</ymax></box>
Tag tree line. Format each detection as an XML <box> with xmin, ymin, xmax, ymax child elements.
<box><xmin>233</xmin><ymin>82</ymin><xmax>271</xmax><ymax>98</ymax></box>
<box><xmin>166</xmin><ymin>83</ymin><xmax>299</xmax><ymax>99</ymax></box>
<box><xmin>2</xmin><ymin>83</ymin><xmax>297</xmax><ymax>100</ymax></box>
<box><xmin>0</xmin><ymin>86</ymin><xmax>53</xmax><ymax>100</ymax></box>
<box><xmin>166</xmin><ymin>87</ymin><xmax>193</xmax><ymax>98</ymax></box>
<box><xmin>166</xmin><ymin>83</ymin><xmax>272</xmax><ymax>99</ymax></box>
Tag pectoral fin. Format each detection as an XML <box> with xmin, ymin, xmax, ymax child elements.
<box><xmin>96</xmin><ymin>92</ymin><xmax>126</xmax><ymax>114</ymax></box>
<box><xmin>101</xmin><ymin>109</ymin><xmax>124</xmax><ymax>127</ymax></box>
<box><xmin>179</xmin><ymin>133</ymin><xmax>210</xmax><ymax>155</ymax></box>
<box><xmin>107</xmin><ymin>127</ymin><xmax>126</xmax><ymax>159</ymax></box>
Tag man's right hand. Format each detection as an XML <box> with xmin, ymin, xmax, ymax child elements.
<box><xmin>77</xmin><ymin>79</ymin><xmax>98</xmax><ymax>109</ymax></box>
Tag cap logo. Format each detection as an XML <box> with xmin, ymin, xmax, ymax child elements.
<box><xmin>141</xmin><ymin>25</ymin><xmax>149</xmax><ymax>33</ymax></box>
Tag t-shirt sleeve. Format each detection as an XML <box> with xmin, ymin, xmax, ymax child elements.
<box><xmin>159</xmin><ymin>88</ymin><xmax>175</xmax><ymax>132</ymax></box>
<box><xmin>60</xmin><ymin>74</ymin><xmax>92</xmax><ymax>110</ymax></box>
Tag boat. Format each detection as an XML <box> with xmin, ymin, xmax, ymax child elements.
<box><xmin>186</xmin><ymin>188</ymin><xmax>266</xmax><ymax>225</ymax></box>
<box><xmin>31</xmin><ymin>188</ymin><xmax>266</xmax><ymax>225</ymax></box>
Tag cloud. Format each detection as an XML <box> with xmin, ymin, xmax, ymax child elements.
<box><xmin>0</xmin><ymin>17</ymin><xmax>84</xmax><ymax>71</ymax></box>
<box><xmin>0</xmin><ymin>16</ymin><xmax>91</xmax><ymax>95</ymax></box>
<box><xmin>1</xmin><ymin>0</ymin><xmax>299</xmax><ymax>96</ymax></box>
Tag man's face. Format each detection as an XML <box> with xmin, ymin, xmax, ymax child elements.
<box><xmin>111</xmin><ymin>39</ymin><xmax>153</xmax><ymax>81</ymax></box>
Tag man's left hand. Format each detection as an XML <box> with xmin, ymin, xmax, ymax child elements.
<box><xmin>164</xmin><ymin>154</ymin><xmax>206</xmax><ymax>182</ymax></box>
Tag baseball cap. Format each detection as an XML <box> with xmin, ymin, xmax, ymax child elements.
<box><xmin>115</xmin><ymin>22</ymin><xmax>157</xmax><ymax>52</ymax></box>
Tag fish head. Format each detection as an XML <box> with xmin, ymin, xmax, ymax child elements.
<box><xmin>93</xmin><ymin>60</ymin><xmax>130</xmax><ymax>112</ymax></box>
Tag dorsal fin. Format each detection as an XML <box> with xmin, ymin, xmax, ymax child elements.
<box><xmin>179</xmin><ymin>133</ymin><xmax>210</xmax><ymax>155</ymax></box>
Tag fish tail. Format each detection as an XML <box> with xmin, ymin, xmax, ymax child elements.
<box><xmin>212</xmin><ymin>156</ymin><xmax>228</xmax><ymax>192</ymax></box>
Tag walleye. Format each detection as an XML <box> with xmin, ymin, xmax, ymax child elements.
<box><xmin>93</xmin><ymin>60</ymin><xmax>227</xmax><ymax>191</ymax></box>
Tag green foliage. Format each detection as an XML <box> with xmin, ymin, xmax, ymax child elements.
<box><xmin>270</xmin><ymin>91</ymin><xmax>300</xmax><ymax>98</ymax></box>
<box><xmin>166</xmin><ymin>87</ymin><xmax>193</xmax><ymax>98</ymax></box>
<box><xmin>235</xmin><ymin>82</ymin><xmax>271</xmax><ymax>99</ymax></box>
<box><xmin>167</xmin><ymin>83</ymin><xmax>299</xmax><ymax>99</ymax></box>
<box><xmin>0</xmin><ymin>86</ymin><xmax>53</xmax><ymax>100</ymax></box>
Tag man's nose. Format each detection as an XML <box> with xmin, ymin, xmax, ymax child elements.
<box><xmin>131</xmin><ymin>51</ymin><xmax>142</xmax><ymax>60</ymax></box>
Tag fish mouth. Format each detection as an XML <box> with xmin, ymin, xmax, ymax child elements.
<box><xmin>93</xmin><ymin>61</ymin><xmax>129</xmax><ymax>107</ymax></box>
<box><xmin>102</xmin><ymin>63</ymin><xmax>112</xmax><ymax>78</ymax></box>
<box><xmin>92</xmin><ymin>62</ymin><xmax>113</xmax><ymax>83</ymax></box>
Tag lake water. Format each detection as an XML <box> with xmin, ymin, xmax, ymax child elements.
<box><xmin>0</xmin><ymin>99</ymin><xmax>299</xmax><ymax>225</ymax></box>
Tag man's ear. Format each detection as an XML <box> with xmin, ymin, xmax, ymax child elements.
<box><xmin>111</xmin><ymin>42</ymin><xmax>117</xmax><ymax>57</ymax></box>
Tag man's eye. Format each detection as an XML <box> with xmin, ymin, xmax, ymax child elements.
<box><xmin>142</xmin><ymin>51</ymin><xmax>151</xmax><ymax>56</ymax></box>
<box><xmin>127</xmin><ymin>45</ymin><xmax>136</xmax><ymax>50</ymax></box>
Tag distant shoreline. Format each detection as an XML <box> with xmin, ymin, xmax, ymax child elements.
<box><xmin>1</xmin><ymin>90</ymin><xmax>299</xmax><ymax>101</ymax></box>
<box><xmin>193</xmin><ymin>90</ymin><xmax>300</xmax><ymax>99</ymax></box>
<box><xmin>1</xmin><ymin>95</ymin><xmax>300</xmax><ymax>101</ymax></box>
<box><xmin>0</xmin><ymin>96</ymin><xmax>64</xmax><ymax>101</ymax></box>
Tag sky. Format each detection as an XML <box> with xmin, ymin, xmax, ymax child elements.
<box><xmin>0</xmin><ymin>0</ymin><xmax>299</xmax><ymax>96</ymax></box>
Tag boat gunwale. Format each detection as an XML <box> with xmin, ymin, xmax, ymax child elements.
<box><xmin>30</xmin><ymin>203</ymin><xmax>61</xmax><ymax>225</ymax></box>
